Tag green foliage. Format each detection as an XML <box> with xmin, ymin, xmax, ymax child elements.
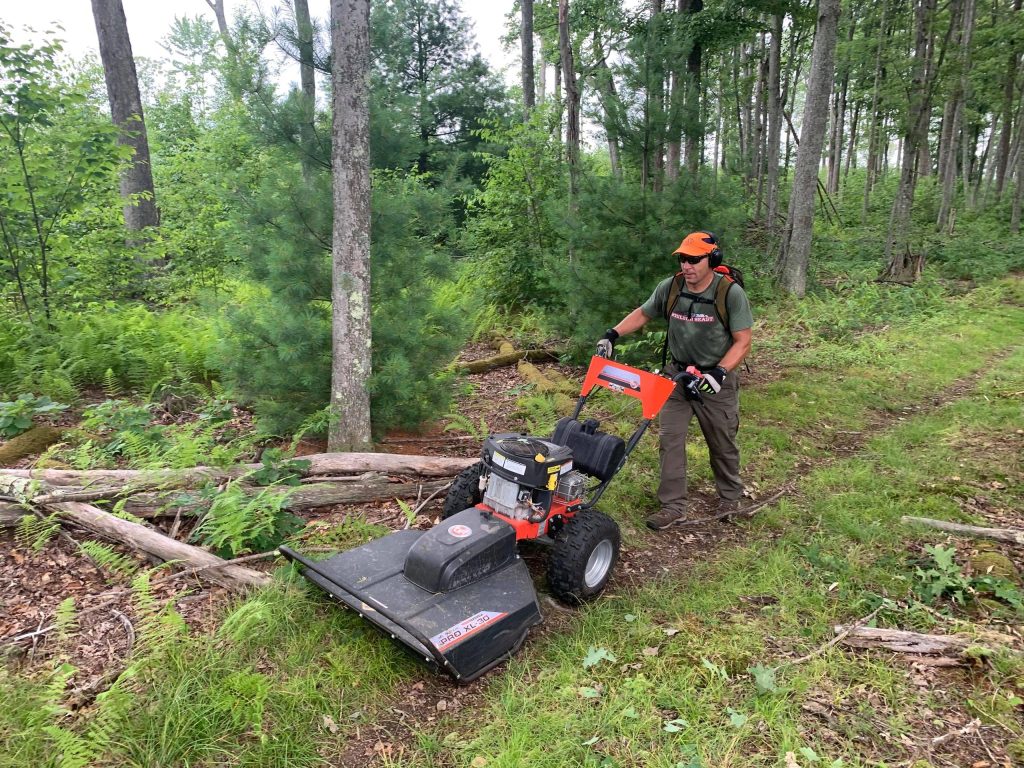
<box><xmin>15</xmin><ymin>512</ymin><xmax>60</xmax><ymax>551</ymax></box>
<box><xmin>213</xmin><ymin>167</ymin><xmax>466</xmax><ymax>436</ymax></box>
<box><xmin>78</xmin><ymin>541</ymin><xmax>139</xmax><ymax>579</ymax></box>
<box><xmin>912</xmin><ymin>544</ymin><xmax>1024</xmax><ymax>611</ymax></box>
<box><xmin>0</xmin><ymin>305</ymin><xmax>218</xmax><ymax>402</ymax></box>
<box><xmin>0</xmin><ymin>393</ymin><xmax>66</xmax><ymax>438</ymax></box>
<box><xmin>0</xmin><ymin>25</ymin><xmax>136</xmax><ymax>323</ymax></box>
<box><xmin>194</xmin><ymin>480</ymin><xmax>304</xmax><ymax>557</ymax></box>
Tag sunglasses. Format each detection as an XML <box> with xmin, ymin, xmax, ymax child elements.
<box><xmin>678</xmin><ymin>254</ymin><xmax>709</xmax><ymax>265</ymax></box>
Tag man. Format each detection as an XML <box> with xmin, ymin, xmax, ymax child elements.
<box><xmin>596</xmin><ymin>231</ymin><xmax>753</xmax><ymax>530</ymax></box>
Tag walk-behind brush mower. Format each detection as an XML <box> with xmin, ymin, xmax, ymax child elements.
<box><xmin>280</xmin><ymin>356</ymin><xmax>676</xmax><ymax>682</ymax></box>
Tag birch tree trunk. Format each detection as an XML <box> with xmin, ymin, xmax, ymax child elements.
<box><xmin>522</xmin><ymin>0</ymin><xmax>536</xmax><ymax>116</ymax></box>
<box><xmin>91</xmin><ymin>0</ymin><xmax>160</xmax><ymax>235</ymax></box>
<box><xmin>776</xmin><ymin>0</ymin><xmax>841</xmax><ymax>297</ymax></box>
<box><xmin>328</xmin><ymin>0</ymin><xmax>372</xmax><ymax>451</ymax></box>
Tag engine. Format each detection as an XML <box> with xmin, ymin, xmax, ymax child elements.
<box><xmin>479</xmin><ymin>435</ymin><xmax>588</xmax><ymax>521</ymax></box>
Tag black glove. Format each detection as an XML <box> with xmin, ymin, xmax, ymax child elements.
<box><xmin>672</xmin><ymin>369</ymin><xmax>704</xmax><ymax>402</ymax></box>
<box><xmin>695</xmin><ymin>366</ymin><xmax>727</xmax><ymax>395</ymax></box>
<box><xmin>596</xmin><ymin>328</ymin><xmax>619</xmax><ymax>358</ymax></box>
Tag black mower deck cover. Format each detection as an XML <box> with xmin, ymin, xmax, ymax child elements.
<box><xmin>280</xmin><ymin>508</ymin><xmax>542</xmax><ymax>682</ymax></box>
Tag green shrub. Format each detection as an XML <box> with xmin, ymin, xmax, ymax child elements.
<box><xmin>0</xmin><ymin>394</ymin><xmax>67</xmax><ymax>438</ymax></box>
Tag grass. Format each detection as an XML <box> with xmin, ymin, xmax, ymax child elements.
<box><xmin>2</xmin><ymin>275</ymin><xmax>1023</xmax><ymax>766</ymax></box>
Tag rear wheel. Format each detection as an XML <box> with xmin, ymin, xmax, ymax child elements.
<box><xmin>441</xmin><ymin>461</ymin><xmax>485</xmax><ymax>519</ymax></box>
<box><xmin>547</xmin><ymin>510</ymin><xmax>620</xmax><ymax>604</ymax></box>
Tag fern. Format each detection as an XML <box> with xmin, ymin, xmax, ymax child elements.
<box><xmin>79</xmin><ymin>541</ymin><xmax>138</xmax><ymax>579</ymax></box>
<box><xmin>196</xmin><ymin>481</ymin><xmax>302</xmax><ymax>557</ymax></box>
<box><xmin>16</xmin><ymin>513</ymin><xmax>60</xmax><ymax>551</ymax></box>
<box><xmin>101</xmin><ymin>368</ymin><xmax>122</xmax><ymax>400</ymax></box>
<box><xmin>54</xmin><ymin>597</ymin><xmax>78</xmax><ymax>645</ymax></box>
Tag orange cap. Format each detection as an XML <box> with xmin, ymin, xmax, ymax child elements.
<box><xmin>672</xmin><ymin>231</ymin><xmax>719</xmax><ymax>257</ymax></box>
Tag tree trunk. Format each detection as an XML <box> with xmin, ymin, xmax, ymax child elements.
<box><xmin>764</xmin><ymin>15</ymin><xmax>784</xmax><ymax>230</ymax></box>
<box><xmin>592</xmin><ymin>32</ymin><xmax>624</xmax><ymax>180</ymax></box>
<box><xmin>204</xmin><ymin>0</ymin><xmax>229</xmax><ymax>38</ymax></box>
<box><xmin>844</xmin><ymin>101</ymin><xmax>860</xmax><ymax>179</ymax></box>
<box><xmin>0</xmin><ymin>454</ymin><xmax>476</xmax><ymax>493</ymax></box>
<box><xmin>522</xmin><ymin>0</ymin><xmax>535</xmax><ymax>116</ymax></box>
<box><xmin>827</xmin><ymin>16</ymin><xmax>855</xmax><ymax>195</ymax></box>
<box><xmin>328</xmin><ymin>0</ymin><xmax>372</xmax><ymax>451</ymax></box>
<box><xmin>91</xmin><ymin>0</ymin><xmax>160</xmax><ymax>235</ymax></box>
<box><xmin>559</xmin><ymin>0</ymin><xmax>581</xmax><ymax>205</ymax></box>
<box><xmin>938</xmin><ymin>0</ymin><xmax>973</xmax><ymax>232</ymax></box>
<box><xmin>776</xmin><ymin>0</ymin><xmax>841</xmax><ymax>297</ymax></box>
<box><xmin>882</xmin><ymin>0</ymin><xmax>938</xmax><ymax>283</ymax></box>
<box><xmin>665</xmin><ymin>0</ymin><xmax>685</xmax><ymax>184</ymax></box>
<box><xmin>862</xmin><ymin>0</ymin><xmax>888</xmax><ymax>223</ymax></box>
<box><xmin>537</xmin><ymin>35</ymin><xmax>547</xmax><ymax>105</ymax></box>
<box><xmin>1013</xmin><ymin>110</ymin><xmax>1024</xmax><ymax>233</ymax></box>
<box><xmin>995</xmin><ymin>0</ymin><xmax>1022</xmax><ymax>198</ymax></box>
<box><xmin>294</xmin><ymin>0</ymin><xmax>317</xmax><ymax>184</ymax></box>
<box><xmin>683</xmin><ymin>0</ymin><xmax>704</xmax><ymax>176</ymax></box>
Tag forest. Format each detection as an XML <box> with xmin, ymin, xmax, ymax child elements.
<box><xmin>0</xmin><ymin>0</ymin><xmax>1022</xmax><ymax>765</ymax></box>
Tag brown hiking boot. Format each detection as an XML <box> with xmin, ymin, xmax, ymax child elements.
<box><xmin>717</xmin><ymin>498</ymin><xmax>749</xmax><ymax>519</ymax></box>
<box><xmin>646</xmin><ymin>507</ymin><xmax>687</xmax><ymax>530</ymax></box>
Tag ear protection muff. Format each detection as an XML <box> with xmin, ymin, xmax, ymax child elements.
<box><xmin>701</xmin><ymin>231</ymin><xmax>723</xmax><ymax>268</ymax></box>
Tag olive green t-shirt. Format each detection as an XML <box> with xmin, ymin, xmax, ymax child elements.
<box><xmin>640</xmin><ymin>273</ymin><xmax>753</xmax><ymax>369</ymax></box>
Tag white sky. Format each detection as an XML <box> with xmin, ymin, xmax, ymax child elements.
<box><xmin>2</xmin><ymin>1</ymin><xmax>518</xmax><ymax>78</ymax></box>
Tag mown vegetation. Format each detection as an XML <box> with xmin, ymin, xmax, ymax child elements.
<box><xmin>1</xmin><ymin>0</ymin><xmax>1022</xmax><ymax>764</ymax></box>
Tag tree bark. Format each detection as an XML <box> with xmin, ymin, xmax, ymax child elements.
<box><xmin>882</xmin><ymin>0</ymin><xmax>938</xmax><ymax>283</ymax></box>
<box><xmin>52</xmin><ymin>502</ymin><xmax>269</xmax><ymax>590</ymax></box>
<box><xmin>294</xmin><ymin>0</ymin><xmax>317</xmax><ymax>184</ymax></box>
<box><xmin>835</xmin><ymin>626</ymin><xmax>975</xmax><ymax>655</ymax></box>
<box><xmin>559</xmin><ymin>0</ymin><xmax>581</xmax><ymax>205</ymax></box>
<box><xmin>995</xmin><ymin>0</ymin><xmax>1022</xmax><ymax>198</ymax></box>
<box><xmin>522</xmin><ymin>0</ymin><xmax>536</xmax><ymax>116</ymax></box>
<box><xmin>328</xmin><ymin>0</ymin><xmax>373</xmax><ymax>451</ymax></box>
<box><xmin>591</xmin><ymin>31</ymin><xmax>624</xmax><ymax>180</ymax></box>
<box><xmin>862</xmin><ymin>1</ymin><xmax>889</xmax><ymax>223</ymax></box>
<box><xmin>938</xmin><ymin>0</ymin><xmax>973</xmax><ymax>232</ymax></box>
<box><xmin>764</xmin><ymin>14</ymin><xmax>784</xmax><ymax>230</ymax></box>
<box><xmin>91</xmin><ymin>0</ymin><xmax>160</xmax><ymax>235</ymax></box>
<box><xmin>776</xmin><ymin>0</ymin><xmax>841</xmax><ymax>297</ymax></box>
<box><xmin>204</xmin><ymin>0</ymin><xmax>229</xmax><ymax>38</ymax></box>
<box><xmin>0</xmin><ymin>453</ymin><xmax>477</xmax><ymax>488</ymax></box>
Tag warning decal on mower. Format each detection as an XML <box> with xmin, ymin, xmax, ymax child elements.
<box><xmin>430</xmin><ymin>610</ymin><xmax>507</xmax><ymax>652</ymax></box>
<box><xmin>447</xmin><ymin>524</ymin><xmax>473</xmax><ymax>539</ymax></box>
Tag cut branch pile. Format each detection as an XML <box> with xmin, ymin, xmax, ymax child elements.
<box><xmin>0</xmin><ymin>451</ymin><xmax>473</xmax><ymax>591</ymax></box>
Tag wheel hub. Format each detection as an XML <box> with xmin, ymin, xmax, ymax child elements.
<box><xmin>584</xmin><ymin>539</ymin><xmax>614</xmax><ymax>589</ymax></box>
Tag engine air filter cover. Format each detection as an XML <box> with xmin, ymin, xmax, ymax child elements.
<box><xmin>481</xmin><ymin>434</ymin><xmax>573</xmax><ymax>490</ymax></box>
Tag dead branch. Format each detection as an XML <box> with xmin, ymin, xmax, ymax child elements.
<box><xmin>784</xmin><ymin>606</ymin><xmax>882</xmax><ymax>666</ymax></box>
<box><xmin>679</xmin><ymin>486</ymin><xmax>791</xmax><ymax>527</ymax></box>
<box><xmin>832</xmin><ymin>625</ymin><xmax>1015</xmax><ymax>656</ymax></box>
<box><xmin>901</xmin><ymin>515</ymin><xmax>1024</xmax><ymax>545</ymax></box>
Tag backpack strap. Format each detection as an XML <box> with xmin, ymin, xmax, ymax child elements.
<box><xmin>660</xmin><ymin>273</ymin><xmax>735</xmax><ymax>370</ymax></box>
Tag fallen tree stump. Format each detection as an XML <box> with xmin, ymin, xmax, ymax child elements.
<box><xmin>457</xmin><ymin>348</ymin><xmax>560</xmax><ymax>374</ymax></box>
<box><xmin>0</xmin><ymin>452</ymin><xmax>477</xmax><ymax>489</ymax></box>
<box><xmin>48</xmin><ymin>502</ymin><xmax>269</xmax><ymax>590</ymax></box>
<box><xmin>1</xmin><ymin>503</ymin><xmax>23</xmax><ymax>528</ymax></box>
<box><xmin>902</xmin><ymin>515</ymin><xmax>1024</xmax><ymax>545</ymax></box>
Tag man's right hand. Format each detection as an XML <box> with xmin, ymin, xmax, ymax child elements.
<box><xmin>672</xmin><ymin>370</ymin><xmax>704</xmax><ymax>402</ymax></box>
<box><xmin>596</xmin><ymin>328</ymin><xmax>619</xmax><ymax>358</ymax></box>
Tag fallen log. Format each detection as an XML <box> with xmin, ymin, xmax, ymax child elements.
<box><xmin>1</xmin><ymin>503</ymin><xmax>24</xmax><ymax>528</ymax></box>
<box><xmin>833</xmin><ymin>625</ymin><xmax>1016</xmax><ymax>656</ymax></box>
<box><xmin>0</xmin><ymin>452</ymin><xmax>477</xmax><ymax>488</ymax></box>
<box><xmin>457</xmin><ymin>348</ymin><xmax>560</xmax><ymax>374</ymax></box>
<box><xmin>901</xmin><ymin>515</ymin><xmax>1024</xmax><ymax>545</ymax></box>
<box><xmin>118</xmin><ymin>479</ymin><xmax>451</xmax><ymax>517</ymax></box>
<box><xmin>0</xmin><ymin>426</ymin><xmax>64</xmax><ymax>465</ymax></box>
<box><xmin>48</xmin><ymin>502</ymin><xmax>269</xmax><ymax>590</ymax></box>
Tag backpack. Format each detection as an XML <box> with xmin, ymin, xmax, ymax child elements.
<box><xmin>661</xmin><ymin>265</ymin><xmax>745</xmax><ymax>369</ymax></box>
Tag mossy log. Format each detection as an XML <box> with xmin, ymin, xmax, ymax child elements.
<box><xmin>517</xmin><ymin>360</ymin><xmax>575</xmax><ymax>394</ymax></box>
<box><xmin>834</xmin><ymin>625</ymin><xmax>1016</xmax><ymax>656</ymax></box>
<box><xmin>0</xmin><ymin>452</ymin><xmax>477</xmax><ymax>489</ymax></box>
<box><xmin>457</xmin><ymin>348</ymin><xmax>560</xmax><ymax>374</ymax></box>
<box><xmin>0</xmin><ymin>426</ymin><xmax>64</xmax><ymax>465</ymax></box>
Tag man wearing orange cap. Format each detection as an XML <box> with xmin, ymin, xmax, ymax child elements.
<box><xmin>595</xmin><ymin>231</ymin><xmax>753</xmax><ymax>530</ymax></box>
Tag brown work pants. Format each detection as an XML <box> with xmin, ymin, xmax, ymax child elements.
<box><xmin>658</xmin><ymin>366</ymin><xmax>743</xmax><ymax>513</ymax></box>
